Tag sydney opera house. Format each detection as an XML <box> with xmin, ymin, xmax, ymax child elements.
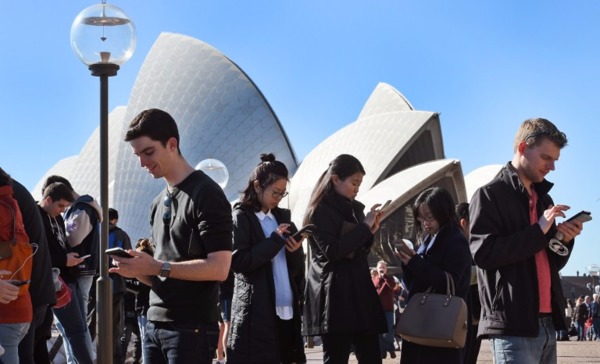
<box><xmin>33</xmin><ymin>32</ymin><xmax>500</xmax><ymax>268</ymax></box>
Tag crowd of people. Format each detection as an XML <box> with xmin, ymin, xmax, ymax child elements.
<box><xmin>0</xmin><ymin>111</ymin><xmax>587</xmax><ymax>364</ymax></box>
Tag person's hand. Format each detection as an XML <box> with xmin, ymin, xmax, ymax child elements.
<box><xmin>66</xmin><ymin>252</ymin><xmax>85</xmax><ymax>267</ymax></box>
<box><xmin>109</xmin><ymin>249</ymin><xmax>160</xmax><ymax>278</ymax></box>
<box><xmin>557</xmin><ymin>219</ymin><xmax>583</xmax><ymax>243</ymax></box>
<box><xmin>394</xmin><ymin>248</ymin><xmax>414</xmax><ymax>265</ymax></box>
<box><xmin>285</xmin><ymin>235</ymin><xmax>302</xmax><ymax>253</ymax></box>
<box><xmin>364</xmin><ymin>204</ymin><xmax>384</xmax><ymax>233</ymax></box>
<box><xmin>276</xmin><ymin>223</ymin><xmax>291</xmax><ymax>237</ymax></box>
<box><xmin>0</xmin><ymin>270</ymin><xmax>20</xmax><ymax>304</ymax></box>
<box><xmin>538</xmin><ymin>204</ymin><xmax>569</xmax><ymax>234</ymax></box>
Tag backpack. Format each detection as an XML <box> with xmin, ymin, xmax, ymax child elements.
<box><xmin>0</xmin><ymin>186</ymin><xmax>33</xmax><ymax>296</ymax></box>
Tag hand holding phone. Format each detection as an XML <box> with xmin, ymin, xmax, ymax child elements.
<box><xmin>105</xmin><ymin>247</ymin><xmax>133</xmax><ymax>259</ymax></box>
<box><xmin>291</xmin><ymin>224</ymin><xmax>317</xmax><ymax>241</ymax></box>
<box><xmin>380</xmin><ymin>200</ymin><xmax>392</xmax><ymax>211</ymax></box>
<box><xmin>393</xmin><ymin>239</ymin><xmax>415</xmax><ymax>257</ymax></box>
<box><xmin>9</xmin><ymin>280</ymin><xmax>30</xmax><ymax>287</ymax></box>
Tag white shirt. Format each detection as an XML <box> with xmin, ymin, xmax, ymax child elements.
<box><xmin>255</xmin><ymin>210</ymin><xmax>294</xmax><ymax>320</ymax></box>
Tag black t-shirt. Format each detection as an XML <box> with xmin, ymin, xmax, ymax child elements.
<box><xmin>148</xmin><ymin>170</ymin><xmax>232</xmax><ymax>323</ymax></box>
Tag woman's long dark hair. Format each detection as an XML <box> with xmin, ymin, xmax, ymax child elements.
<box><xmin>239</xmin><ymin>153</ymin><xmax>289</xmax><ymax>212</ymax></box>
<box><xmin>413</xmin><ymin>187</ymin><xmax>457</xmax><ymax>243</ymax></box>
<box><xmin>303</xmin><ymin>154</ymin><xmax>365</xmax><ymax>225</ymax></box>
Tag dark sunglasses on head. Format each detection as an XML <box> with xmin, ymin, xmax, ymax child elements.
<box><xmin>163</xmin><ymin>194</ymin><xmax>172</xmax><ymax>226</ymax></box>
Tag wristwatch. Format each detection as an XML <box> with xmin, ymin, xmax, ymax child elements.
<box><xmin>159</xmin><ymin>261</ymin><xmax>171</xmax><ymax>278</ymax></box>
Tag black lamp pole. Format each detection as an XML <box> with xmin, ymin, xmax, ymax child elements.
<box><xmin>89</xmin><ymin>62</ymin><xmax>119</xmax><ymax>364</ymax></box>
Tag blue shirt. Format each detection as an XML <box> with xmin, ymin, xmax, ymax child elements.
<box><xmin>255</xmin><ymin>210</ymin><xmax>293</xmax><ymax>320</ymax></box>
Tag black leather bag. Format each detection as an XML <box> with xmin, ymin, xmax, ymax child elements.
<box><xmin>397</xmin><ymin>272</ymin><xmax>468</xmax><ymax>348</ymax></box>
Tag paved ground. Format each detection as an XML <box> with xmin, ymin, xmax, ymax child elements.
<box><xmin>49</xmin><ymin>332</ymin><xmax>600</xmax><ymax>363</ymax></box>
<box><xmin>301</xmin><ymin>340</ymin><xmax>600</xmax><ymax>363</ymax></box>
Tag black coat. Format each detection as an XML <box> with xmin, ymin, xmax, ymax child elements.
<box><xmin>400</xmin><ymin>223</ymin><xmax>472</xmax><ymax>364</ymax></box>
<box><xmin>303</xmin><ymin>192</ymin><xmax>387</xmax><ymax>336</ymax></box>
<box><xmin>227</xmin><ymin>205</ymin><xmax>305</xmax><ymax>364</ymax></box>
<box><xmin>470</xmin><ymin>163</ymin><xmax>570</xmax><ymax>337</ymax></box>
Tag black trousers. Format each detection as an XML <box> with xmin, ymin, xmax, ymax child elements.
<box><xmin>321</xmin><ymin>332</ymin><xmax>381</xmax><ymax>364</ymax></box>
<box><xmin>277</xmin><ymin>317</ymin><xmax>306</xmax><ymax>364</ymax></box>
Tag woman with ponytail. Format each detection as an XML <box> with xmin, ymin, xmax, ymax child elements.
<box><xmin>302</xmin><ymin>154</ymin><xmax>387</xmax><ymax>364</ymax></box>
<box><xmin>226</xmin><ymin>153</ymin><xmax>306</xmax><ymax>364</ymax></box>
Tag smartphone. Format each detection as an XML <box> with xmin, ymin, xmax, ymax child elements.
<box><xmin>105</xmin><ymin>247</ymin><xmax>133</xmax><ymax>258</ymax></box>
<box><xmin>79</xmin><ymin>254</ymin><xmax>92</xmax><ymax>260</ymax></box>
<box><xmin>566</xmin><ymin>210</ymin><xmax>592</xmax><ymax>224</ymax></box>
<box><xmin>9</xmin><ymin>280</ymin><xmax>30</xmax><ymax>286</ymax></box>
<box><xmin>393</xmin><ymin>239</ymin><xmax>414</xmax><ymax>256</ymax></box>
<box><xmin>380</xmin><ymin>200</ymin><xmax>392</xmax><ymax>211</ymax></box>
<box><xmin>291</xmin><ymin>224</ymin><xmax>317</xmax><ymax>241</ymax></box>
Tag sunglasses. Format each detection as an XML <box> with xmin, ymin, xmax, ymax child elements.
<box><xmin>163</xmin><ymin>194</ymin><xmax>172</xmax><ymax>226</ymax></box>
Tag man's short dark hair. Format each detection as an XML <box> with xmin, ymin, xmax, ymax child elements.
<box><xmin>455</xmin><ymin>202</ymin><xmax>469</xmax><ymax>223</ymax></box>
<box><xmin>109</xmin><ymin>208</ymin><xmax>118</xmax><ymax>221</ymax></box>
<box><xmin>43</xmin><ymin>182</ymin><xmax>75</xmax><ymax>203</ymax></box>
<box><xmin>42</xmin><ymin>175</ymin><xmax>74</xmax><ymax>196</ymax></box>
<box><xmin>124</xmin><ymin>109</ymin><xmax>181</xmax><ymax>154</ymax></box>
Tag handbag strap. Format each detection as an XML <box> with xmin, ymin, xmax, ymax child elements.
<box><xmin>0</xmin><ymin>199</ymin><xmax>16</xmax><ymax>244</ymax></box>
<box><xmin>424</xmin><ymin>271</ymin><xmax>456</xmax><ymax>296</ymax></box>
<box><xmin>444</xmin><ymin>271</ymin><xmax>456</xmax><ymax>296</ymax></box>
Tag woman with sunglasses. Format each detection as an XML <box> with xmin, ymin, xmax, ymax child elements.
<box><xmin>226</xmin><ymin>153</ymin><xmax>306</xmax><ymax>364</ymax></box>
<box><xmin>395</xmin><ymin>187</ymin><xmax>472</xmax><ymax>364</ymax></box>
<box><xmin>303</xmin><ymin>154</ymin><xmax>387</xmax><ymax>363</ymax></box>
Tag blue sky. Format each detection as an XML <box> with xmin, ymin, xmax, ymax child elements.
<box><xmin>1</xmin><ymin>1</ymin><xmax>598</xmax><ymax>276</ymax></box>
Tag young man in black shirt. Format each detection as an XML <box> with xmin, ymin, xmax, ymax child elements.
<box><xmin>110</xmin><ymin>108</ymin><xmax>232</xmax><ymax>364</ymax></box>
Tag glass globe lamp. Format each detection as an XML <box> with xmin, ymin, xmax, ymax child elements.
<box><xmin>196</xmin><ymin>158</ymin><xmax>229</xmax><ymax>189</ymax></box>
<box><xmin>70</xmin><ymin>2</ymin><xmax>136</xmax><ymax>67</ymax></box>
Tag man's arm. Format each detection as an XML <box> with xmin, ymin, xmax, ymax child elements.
<box><xmin>109</xmin><ymin>249</ymin><xmax>232</xmax><ymax>282</ymax></box>
<box><xmin>65</xmin><ymin>208</ymin><xmax>93</xmax><ymax>248</ymax></box>
<box><xmin>470</xmin><ymin>186</ymin><xmax>549</xmax><ymax>270</ymax></box>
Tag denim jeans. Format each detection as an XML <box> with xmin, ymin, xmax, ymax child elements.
<box><xmin>0</xmin><ymin>322</ymin><xmax>30</xmax><ymax>364</ymax></box>
<box><xmin>575</xmin><ymin>321</ymin><xmax>586</xmax><ymax>341</ymax></box>
<box><xmin>490</xmin><ymin>316</ymin><xmax>557</xmax><ymax>364</ymax></box>
<box><xmin>77</xmin><ymin>275</ymin><xmax>94</xmax><ymax>319</ymax></box>
<box><xmin>53</xmin><ymin>281</ymin><xmax>94</xmax><ymax>364</ymax></box>
<box><xmin>593</xmin><ymin>317</ymin><xmax>600</xmax><ymax>340</ymax></box>
<box><xmin>137</xmin><ymin>315</ymin><xmax>148</xmax><ymax>363</ymax></box>
<box><xmin>143</xmin><ymin>321</ymin><xmax>219</xmax><ymax>364</ymax></box>
<box><xmin>379</xmin><ymin>311</ymin><xmax>395</xmax><ymax>354</ymax></box>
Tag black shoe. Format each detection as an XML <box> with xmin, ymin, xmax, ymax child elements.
<box><xmin>389</xmin><ymin>351</ymin><xmax>397</xmax><ymax>359</ymax></box>
<box><xmin>381</xmin><ymin>352</ymin><xmax>387</xmax><ymax>359</ymax></box>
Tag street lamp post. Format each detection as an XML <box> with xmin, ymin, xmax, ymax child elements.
<box><xmin>70</xmin><ymin>3</ymin><xmax>135</xmax><ymax>364</ymax></box>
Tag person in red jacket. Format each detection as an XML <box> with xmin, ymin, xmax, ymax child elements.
<box><xmin>371</xmin><ymin>260</ymin><xmax>398</xmax><ymax>359</ymax></box>
<box><xmin>0</xmin><ymin>167</ymin><xmax>33</xmax><ymax>364</ymax></box>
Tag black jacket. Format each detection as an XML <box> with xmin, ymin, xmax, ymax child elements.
<box><xmin>64</xmin><ymin>195</ymin><xmax>101</xmax><ymax>276</ymax></box>
<box><xmin>108</xmin><ymin>224</ymin><xmax>132</xmax><ymax>295</ymax></box>
<box><xmin>400</xmin><ymin>223</ymin><xmax>472</xmax><ymax>364</ymax></box>
<box><xmin>227</xmin><ymin>204</ymin><xmax>305</xmax><ymax>364</ymax></box>
<box><xmin>13</xmin><ymin>181</ymin><xmax>56</xmax><ymax>307</ymax></box>
<box><xmin>470</xmin><ymin>162</ymin><xmax>571</xmax><ymax>338</ymax></box>
<box><xmin>302</xmin><ymin>192</ymin><xmax>386</xmax><ymax>336</ymax></box>
<box><xmin>39</xmin><ymin>206</ymin><xmax>78</xmax><ymax>284</ymax></box>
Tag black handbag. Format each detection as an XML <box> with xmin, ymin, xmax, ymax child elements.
<box><xmin>397</xmin><ymin>271</ymin><xmax>468</xmax><ymax>348</ymax></box>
